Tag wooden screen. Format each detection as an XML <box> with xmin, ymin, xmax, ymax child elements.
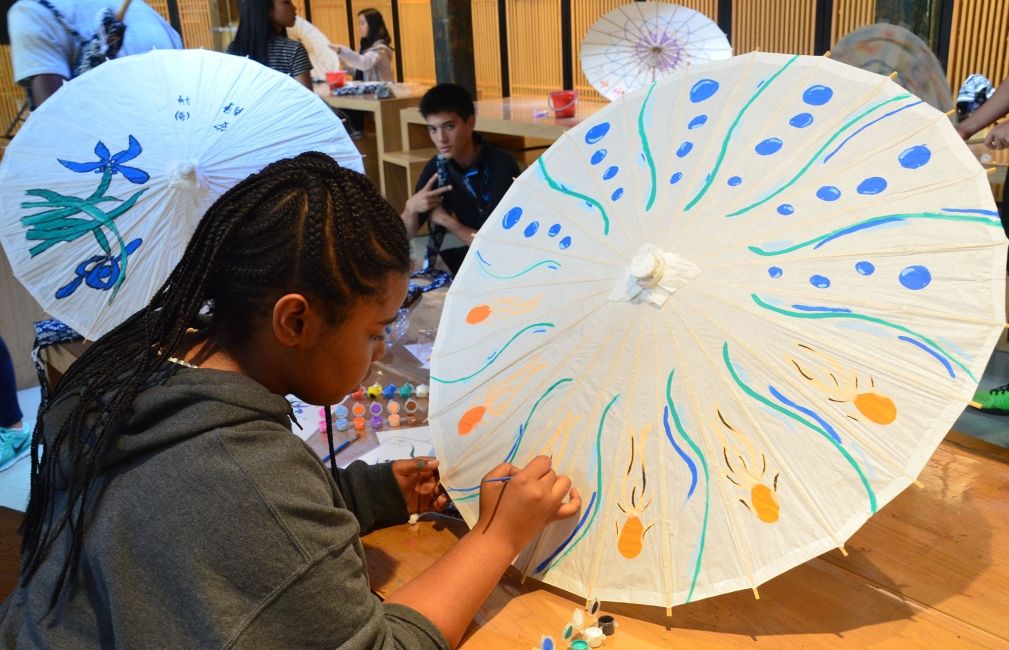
<box><xmin>831</xmin><ymin>0</ymin><xmax>877</xmax><ymax>45</ymax></box>
<box><xmin>309</xmin><ymin>1</ymin><xmax>352</xmax><ymax>47</ymax></box>
<box><xmin>398</xmin><ymin>0</ymin><xmax>437</xmax><ymax>86</ymax></box>
<box><xmin>177</xmin><ymin>0</ymin><xmax>215</xmax><ymax>49</ymax></box>
<box><xmin>472</xmin><ymin>0</ymin><xmax>503</xmax><ymax>98</ymax></box>
<box><xmin>147</xmin><ymin>0</ymin><xmax>172</xmax><ymax>23</ymax></box>
<box><xmin>0</xmin><ymin>46</ymin><xmax>24</xmax><ymax>140</ymax></box>
<box><xmin>732</xmin><ymin>0</ymin><xmax>816</xmax><ymax>55</ymax></box>
<box><xmin>947</xmin><ymin>0</ymin><xmax>1009</xmax><ymax>95</ymax></box>
<box><xmin>506</xmin><ymin>0</ymin><xmax>563</xmax><ymax>97</ymax></box>
<box><xmin>571</xmin><ymin>0</ymin><xmax>719</xmax><ymax>103</ymax></box>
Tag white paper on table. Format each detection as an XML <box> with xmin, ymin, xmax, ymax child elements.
<box><xmin>287</xmin><ymin>396</ymin><xmax>321</xmax><ymax>441</ymax></box>
<box><xmin>403</xmin><ymin>342</ymin><xmax>433</xmax><ymax>369</ymax></box>
<box><xmin>350</xmin><ymin>426</ymin><xmax>435</xmax><ymax>466</ymax></box>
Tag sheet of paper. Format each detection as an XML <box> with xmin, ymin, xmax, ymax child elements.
<box><xmin>349</xmin><ymin>426</ymin><xmax>435</xmax><ymax>466</ymax></box>
<box><xmin>403</xmin><ymin>342</ymin><xmax>433</xmax><ymax>369</ymax></box>
<box><xmin>287</xmin><ymin>396</ymin><xmax>321</xmax><ymax>441</ymax></box>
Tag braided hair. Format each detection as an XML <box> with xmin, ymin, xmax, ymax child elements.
<box><xmin>20</xmin><ymin>152</ymin><xmax>410</xmax><ymax>607</ymax></box>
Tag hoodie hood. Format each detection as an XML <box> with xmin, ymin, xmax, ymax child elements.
<box><xmin>43</xmin><ymin>365</ymin><xmax>294</xmax><ymax>490</ymax></box>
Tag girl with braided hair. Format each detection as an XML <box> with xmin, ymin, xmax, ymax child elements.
<box><xmin>0</xmin><ymin>153</ymin><xmax>581</xmax><ymax>649</ymax></box>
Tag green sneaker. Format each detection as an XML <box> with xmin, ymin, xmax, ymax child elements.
<box><xmin>974</xmin><ymin>382</ymin><xmax>1009</xmax><ymax>414</ymax></box>
<box><xmin>0</xmin><ymin>425</ymin><xmax>30</xmax><ymax>471</ymax></box>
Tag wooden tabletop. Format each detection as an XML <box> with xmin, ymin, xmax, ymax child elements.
<box><xmin>402</xmin><ymin>96</ymin><xmax>608</xmax><ymax>141</ymax></box>
<box><xmin>362</xmin><ymin>431</ymin><xmax>1009</xmax><ymax>648</ymax></box>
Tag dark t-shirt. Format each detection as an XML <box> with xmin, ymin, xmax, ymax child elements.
<box><xmin>415</xmin><ymin>138</ymin><xmax>520</xmax><ymax>275</ymax></box>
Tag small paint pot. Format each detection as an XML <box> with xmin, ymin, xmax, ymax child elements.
<box><xmin>351</xmin><ymin>402</ymin><xmax>366</xmax><ymax>417</ymax></box>
<box><xmin>597</xmin><ymin>615</ymin><xmax>615</xmax><ymax>636</ymax></box>
<box><xmin>353</xmin><ymin>417</ymin><xmax>366</xmax><ymax>431</ymax></box>
<box><xmin>399</xmin><ymin>383</ymin><xmax>414</xmax><ymax>398</ymax></box>
<box><xmin>382</xmin><ymin>383</ymin><xmax>398</xmax><ymax>399</ymax></box>
<box><xmin>369</xmin><ymin>402</ymin><xmax>384</xmax><ymax>416</ymax></box>
<box><xmin>370</xmin><ymin>415</ymin><xmax>384</xmax><ymax>430</ymax></box>
<box><xmin>406</xmin><ymin>414</ymin><xmax>418</xmax><ymax>426</ymax></box>
<box><xmin>404</xmin><ymin>398</ymin><xmax>418</xmax><ymax>414</ymax></box>
<box><xmin>351</xmin><ymin>386</ymin><xmax>367</xmax><ymax>401</ymax></box>
<box><xmin>367</xmin><ymin>383</ymin><xmax>383</xmax><ymax>399</ymax></box>
<box><xmin>333</xmin><ymin>404</ymin><xmax>349</xmax><ymax>419</ymax></box>
<box><xmin>570</xmin><ymin>640</ymin><xmax>589</xmax><ymax>650</ymax></box>
<box><xmin>388</xmin><ymin>413</ymin><xmax>401</xmax><ymax>427</ymax></box>
<box><xmin>387</xmin><ymin>400</ymin><xmax>401</xmax><ymax>414</ymax></box>
<box><xmin>584</xmin><ymin>627</ymin><xmax>604</xmax><ymax>647</ymax></box>
<box><xmin>334</xmin><ymin>417</ymin><xmax>349</xmax><ymax>432</ymax></box>
<box><xmin>415</xmin><ymin>383</ymin><xmax>429</xmax><ymax>398</ymax></box>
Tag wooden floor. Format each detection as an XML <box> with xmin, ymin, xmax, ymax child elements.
<box><xmin>1</xmin><ymin>431</ymin><xmax>1008</xmax><ymax>647</ymax></box>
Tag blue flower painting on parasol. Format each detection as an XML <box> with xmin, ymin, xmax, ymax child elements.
<box><xmin>20</xmin><ymin>136</ymin><xmax>149</xmax><ymax>301</ymax></box>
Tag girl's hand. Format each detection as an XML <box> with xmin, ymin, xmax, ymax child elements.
<box><xmin>329</xmin><ymin>43</ymin><xmax>347</xmax><ymax>55</ymax></box>
<box><xmin>392</xmin><ymin>457</ymin><xmax>449</xmax><ymax>513</ymax></box>
<box><xmin>477</xmin><ymin>456</ymin><xmax>581</xmax><ymax>554</ymax></box>
<box><xmin>985</xmin><ymin>122</ymin><xmax>1009</xmax><ymax>149</ymax></box>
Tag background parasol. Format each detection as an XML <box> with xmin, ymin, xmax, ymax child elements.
<box><xmin>579</xmin><ymin>1</ymin><xmax>731</xmax><ymax>101</ymax></box>
<box><xmin>429</xmin><ymin>52</ymin><xmax>1006</xmax><ymax>609</ymax></box>
<box><xmin>831</xmin><ymin>22</ymin><xmax>954</xmax><ymax>113</ymax></box>
<box><xmin>0</xmin><ymin>48</ymin><xmax>361</xmax><ymax>341</ymax></box>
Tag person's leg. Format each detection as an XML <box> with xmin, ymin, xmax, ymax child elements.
<box><xmin>0</xmin><ymin>337</ymin><xmax>23</xmax><ymax>429</ymax></box>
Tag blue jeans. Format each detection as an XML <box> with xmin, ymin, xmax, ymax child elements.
<box><xmin>0</xmin><ymin>337</ymin><xmax>23</xmax><ymax>427</ymax></box>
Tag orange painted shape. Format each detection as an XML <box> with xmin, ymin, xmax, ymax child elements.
<box><xmin>466</xmin><ymin>304</ymin><xmax>491</xmax><ymax>324</ymax></box>
<box><xmin>751</xmin><ymin>484</ymin><xmax>780</xmax><ymax>523</ymax></box>
<box><xmin>458</xmin><ymin>405</ymin><xmax>487</xmax><ymax>435</ymax></box>
<box><xmin>854</xmin><ymin>392</ymin><xmax>897</xmax><ymax>425</ymax></box>
<box><xmin>617</xmin><ymin>515</ymin><xmax>644</xmax><ymax>558</ymax></box>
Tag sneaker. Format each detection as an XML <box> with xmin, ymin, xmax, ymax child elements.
<box><xmin>973</xmin><ymin>382</ymin><xmax>1009</xmax><ymax>414</ymax></box>
<box><xmin>0</xmin><ymin>425</ymin><xmax>30</xmax><ymax>471</ymax></box>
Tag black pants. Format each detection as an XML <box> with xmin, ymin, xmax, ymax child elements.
<box><xmin>0</xmin><ymin>337</ymin><xmax>22</xmax><ymax>428</ymax></box>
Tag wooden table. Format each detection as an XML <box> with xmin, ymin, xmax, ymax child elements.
<box><xmin>384</xmin><ymin>97</ymin><xmax>608</xmax><ymax>209</ymax></box>
<box><xmin>315</xmin><ymin>83</ymin><xmax>422</xmax><ymax>207</ymax></box>
<box><xmin>363</xmin><ymin>430</ymin><xmax>1009</xmax><ymax>648</ymax></box>
<box><xmin>399</xmin><ymin>96</ymin><xmax>607</xmax><ymax>149</ymax></box>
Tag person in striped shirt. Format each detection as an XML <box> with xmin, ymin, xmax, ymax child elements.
<box><xmin>227</xmin><ymin>0</ymin><xmax>312</xmax><ymax>90</ymax></box>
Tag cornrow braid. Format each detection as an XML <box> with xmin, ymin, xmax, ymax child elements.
<box><xmin>20</xmin><ymin>153</ymin><xmax>410</xmax><ymax>607</ymax></box>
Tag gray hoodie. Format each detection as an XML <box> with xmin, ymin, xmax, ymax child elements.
<box><xmin>0</xmin><ymin>365</ymin><xmax>448</xmax><ymax>649</ymax></box>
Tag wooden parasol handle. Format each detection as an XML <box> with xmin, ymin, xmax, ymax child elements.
<box><xmin>115</xmin><ymin>0</ymin><xmax>133</xmax><ymax>22</ymax></box>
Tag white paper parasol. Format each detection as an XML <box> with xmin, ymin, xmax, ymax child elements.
<box><xmin>579</xmin><ymin>2</ymin><xmax>731</xmax><ymax>101</ymax></box>
<box><xmin>0</xmin><ymin>48</ymin><xmax>362</xmax><ymax>341</ymax></box>
<box><xmin>429</xmin><ymin>52</ymin><xmax>1006</xmax><ymax>608</ymax></box>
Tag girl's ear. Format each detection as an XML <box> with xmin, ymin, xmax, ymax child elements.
<box><xmin>272</xmin><ymin>293</ymin><xmax>314</xmax><ymax>347</ymax></box>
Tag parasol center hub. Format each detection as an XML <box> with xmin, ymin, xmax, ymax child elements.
<box><xmin>630</xmin><ymin>250</ymin><xmax>667</xmax><ymax>288</ymax></box>
<box><xmin>610</xmin><ymin>244</ymin><xmax>700</xmax><ymax>308</ymax></box>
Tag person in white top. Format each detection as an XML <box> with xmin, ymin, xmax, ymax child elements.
<box><xmin>8</xmin><ymin>0</ymin><xmax>182</xmax><ymax>107</ymax></box>
<box><xmin>329</xmin><ymin>8</ymin><xmax>393</xmax><ymax>83</ymax></box>
<box><xmin>286</xmin><ymin>15</ymin><xmax>341</xmax><ymax>83</ymax></box>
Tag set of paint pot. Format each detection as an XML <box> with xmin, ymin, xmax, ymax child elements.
<box><xmin>536</xmin><ymin>598</ymin><xmax>616</xmax><ymax>649</ymax></box>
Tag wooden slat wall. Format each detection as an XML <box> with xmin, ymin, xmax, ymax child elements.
<box><xmin>472</xmin><ymin>0</ymin><xmax>503</xmax><ymax>99</ymax></box>
<box><xmin>351</xmin><ymin>1</ymin><xmax>398</xmax><ymax>79</ymax></box>
<box><xmin>506</xmin><ymin>0</ymin><xmax>563</xmax><ymax>97</ymax></box>
<box><xmin>309</xmin><ymin>1</ymin><xmax>352</xmax><ymax>48</ymax></box>
<box><xmin>147</xmin><ymin>0</ymin><xmax>171</xmax><ymax>22</ymax></box>
<box><xmin>571</xmin><ymin>0</ymin><xmax>719</xmax><ymax>103</ymax></box>
<box><xmin>732</xmin><ymin>0</ymin><xmax>816</xmax><ymax>55</ymax></box>
<box><xmin>0</xmin><ymin>47</ymin><xmax>24</xmax><ymax>140</ymax></box>
<box><xmin>947</xmin><ymin>0</ymin><xmax>1009</xmax><ymax>95</ymax></box>
<box><xmin>831</xmin><ymin>0</ymin><xmax>877</xmax><ymax>45</ymax></box>
<box><xmin>177</xmin><ymin>0</ymin><xmax>215</xmax><ymax>49</ymax></box>
<box><xmin>398</xmin><ymin>0</ymin><xmax>437</xmax><ymax>86</ymax></box>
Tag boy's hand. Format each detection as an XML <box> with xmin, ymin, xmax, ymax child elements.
<box><xmin>405</xmin><ymin>175</ymin><xmax>452</xmax><ymax>215</ymax></box>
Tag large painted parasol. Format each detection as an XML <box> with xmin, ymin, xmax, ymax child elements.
<box><xmin>429</xmin><ymin>52</ymin><xmax>1006</xmax><ymax>608</ymax></box>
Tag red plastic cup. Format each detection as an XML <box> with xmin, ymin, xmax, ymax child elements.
<box><xmin>326</xmin><ymin>70</ymin><xmax>347</xmax><ymax>89</ymax></box>
<box><xmin>548</xmin><ymin>89</ymin><xmax>578</xmax><ymax>118</ymax></box>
